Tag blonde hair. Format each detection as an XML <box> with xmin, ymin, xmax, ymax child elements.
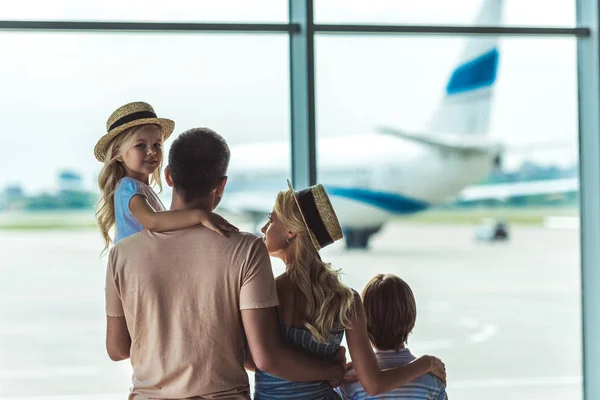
<box><xmin>95</xmin><ymin>124</ymin><xmax>163</xmax><ymax>253</ymax></box>
<box><xmin>362</xmin><ymin>274</ymin><xmax>417</xmax><ymax>351</ymax></box>
<box><xmin>274</xmin><ymin>189</ymin><xmax>357</xmax><ymax>343</ymax></box>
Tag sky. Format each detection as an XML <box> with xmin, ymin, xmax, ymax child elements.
<box><xmin>0</xmin><ymin>0</ymin><xmax>580</xmax><ymax>193</ymax></box>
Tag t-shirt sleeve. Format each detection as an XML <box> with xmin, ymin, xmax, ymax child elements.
<box><xmin>105</xmin><ymin>248</ymin><xmax>125</xmax><ymax>317</ymax></box>
<box><xmin>115</xmin><ymin>178</ymin><xmax>145</xmax><ymax>216</ymax></box>
<box><xmin>239</xmin><ymin>237</ymin><xmax>279</xmax><ymax>310</ymax></box>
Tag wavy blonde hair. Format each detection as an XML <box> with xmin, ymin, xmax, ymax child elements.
<box><xmin>95</xmin><ymin>124</ymin><xmax>163</xmax><ymax>253</ymax></box>
<box><xmin>274</xmin><ymin>189</ymin><xmax>357</xmax><ymax>343</ymax></box>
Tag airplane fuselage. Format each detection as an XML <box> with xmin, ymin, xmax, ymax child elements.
<box><xmin>225</xmin><ymin>134</ymin><xmax>497</xmax><ymax>230</ymax></box>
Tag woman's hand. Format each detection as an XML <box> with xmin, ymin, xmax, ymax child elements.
<box><xmin>328</xmin><ymin>347</ymin><xmax>349</xmax><ymax>388</ymax></box>
<box><xmin>418</xmin><ymin>355</ymin><xmax>446</xmax><ymax>386</ymax></box>
<box><xmin>342</xmin><ymin>361</ymin><xmax>359</xmax><ymax>384</ymax></box>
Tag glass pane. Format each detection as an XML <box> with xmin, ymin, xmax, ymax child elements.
<box><xmin>0</xmin><ymin>0</ymin><xmax>287</xmax><ymax>23</ymax></box>
<box><xmin>0</xmin><ymin>32</ymin><xmax>289</xmax><ymax>397</ymax></box>
<box><xmin>316</xmin><ymin>0</ymin><xmax>576</xmax><ymax>27</ymax></box>
<box><xmin>315</xmin><ymin>34</ymin><xmax>580</xmax><ymax>400</ymax></box>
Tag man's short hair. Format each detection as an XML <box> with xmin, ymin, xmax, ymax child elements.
<box><xmin>361</xmin><ymin>274</ymin><xmax>417</xmax><ymax>351</ymax></box>
<box><xmin>168</xmin><ymin>127</ymin><xmax>230</xmax><ymax>203</ymax></box>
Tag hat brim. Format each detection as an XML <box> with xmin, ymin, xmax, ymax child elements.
<box><xmin>94</xmin><ymin>117</ymin><xmax>175</xmax><ymax>162</ymax></box>
<box><xmin>287</xmin><ymin>179</ymin><xmax>322</xmax><ymax>251</ymax></box>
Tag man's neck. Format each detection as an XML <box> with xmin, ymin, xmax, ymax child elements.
<box><xmin>170</xmin><ymin>192</ymin><xmax>214</xmax><ymax>211</ymax></box>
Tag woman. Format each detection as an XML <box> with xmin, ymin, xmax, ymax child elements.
<box><xmin>250</xmin><ymin>180</ymin><xmax>446</xmax><ymax>399</ymax></box>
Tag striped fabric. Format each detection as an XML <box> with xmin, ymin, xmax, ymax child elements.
<box><xmin>254</xmin><ymin>324</ymin><xmax>344</xmax><ymax>400</ymax></box>
<box><xmin>336</xmin><ymin>348</ymin><xmax>447</xmax><ymax>400</ymax></box>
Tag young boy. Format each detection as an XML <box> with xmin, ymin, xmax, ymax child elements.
<box><xmin>338</xmin><ymin>274</ymin><xmax>448</xmax><ymax>399</ymax></box>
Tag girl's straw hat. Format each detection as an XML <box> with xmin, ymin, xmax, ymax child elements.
<box><xmin>94</xmin><ymin>101</ymin><xmax>175</xmax><ymax>162</ymax></box>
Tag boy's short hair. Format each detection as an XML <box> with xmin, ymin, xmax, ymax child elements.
<box><xmin>168</xmin><ymin>127</ymin><xmax>230</xmax><ymax>203</ymax></box>
<box><xmin>361</xmin><ymin>274</ymin><xmax>417</xmax><ymax>351</ymax></box>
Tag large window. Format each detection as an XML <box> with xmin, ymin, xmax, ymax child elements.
<box><xmin>0</xmin><ymin>32</ymin><xmax>289</xmax><ymax>397</ymax></box>
<box><xmin>316</xmin><ymin>35</ymin><xmax>581</xmax><ymax>399</ymax></box>
<box><xmin>0</xmin><ymin>0</ymin><xmax>593</xmax><ymax>399</ymax></box>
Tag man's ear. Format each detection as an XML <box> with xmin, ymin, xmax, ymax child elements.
<box><xmin>216</xmin><ymin>176</ymin><xmax>228</xmax><ymax>197</ymax></box>
<box><xmin>164</xmin><ymin>166</ymin><xmax>174</xmax><ymax>187</ymax></box>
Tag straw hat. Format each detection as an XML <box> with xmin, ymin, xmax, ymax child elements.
<box><xmin>94</xmin><ymin>101</ymin><xmax>175</xmax><ymax>162</ymax></box>
<box><xmin>287</xmin><ymin>179</ymin><xmax>344</xmax><ymax>250</ymax></box>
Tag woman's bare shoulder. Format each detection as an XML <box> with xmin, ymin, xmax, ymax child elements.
<box><xmin>275</xmin><ymin>273</ymin><xmax>293</xmax><ymax>298</ymax></box>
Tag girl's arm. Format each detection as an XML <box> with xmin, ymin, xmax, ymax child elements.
<box><xmin>129</xmin><ymin>194</ymin><xmax>238</xmax><ymax>236</ymax></box>
<box><xmin>346</xmin><ymin>295</ymin><xmax>446</xmax><ymax>396</ymax></box>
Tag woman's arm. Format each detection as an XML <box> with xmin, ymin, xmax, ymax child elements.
<box><xmin>129</xmin><ymin>194</ymin><xmax>238</xmax><ymax>236</ymax></box>
<box><xmin>346</xmin><ymin>295</ymin><xmax>445</xmax><ymax>396</ymax></box>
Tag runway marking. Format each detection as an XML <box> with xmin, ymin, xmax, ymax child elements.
<box><xmin>425</xmin><ymin>303</ymin><xmax>499</xmax><ymax>345</ymax></box>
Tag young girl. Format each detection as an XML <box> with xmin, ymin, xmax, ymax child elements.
<box><xmin>94</xmin><ymin>101</ymin><xmax>237</xmax><ymax>252</ymax></box>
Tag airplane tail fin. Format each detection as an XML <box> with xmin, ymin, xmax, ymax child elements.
<box><xmin>428</xmin><ymin>0</ymin><xmax>504</xmax><ymax>136</ymax></box>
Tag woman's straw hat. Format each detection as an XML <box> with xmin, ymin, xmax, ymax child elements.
<box><xmin>287</xmin><ymin>179</ymin><xmax>344</xmax><ymax>251</ymax></box>
<box><xmin>94</xmin><ymin>101</ymin><xmax>175</xmax><ymax>162</ymax></box>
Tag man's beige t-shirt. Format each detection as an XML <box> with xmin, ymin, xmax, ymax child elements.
<box><xmin>105</xmin><ymin>227</ymin><xmax>279</xmax><ymax>400</ymax></box>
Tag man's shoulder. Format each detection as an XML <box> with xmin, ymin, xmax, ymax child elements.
<box><xmin>229</xmin><ymin>230</ymin><xmax>262</xmax><ymax>245</ymax></box>
<box><xmin>114</xmin><ymin>229</ymin><xmax>260</xmax><ymax>249</ymax></box>
<box><xmin>110</xmin><ymin>231</ymin><xmax>149</xmax><ymax>257</ymax></box>
<box><xmin>196</xmin><ymin>228</ymin><xmax>262</xmax><ymax>248</ymax></box>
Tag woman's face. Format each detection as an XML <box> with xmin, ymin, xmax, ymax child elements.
<box><xmin>261</xmin><ymin>211</ymin><xmax>290</xmax><ymax>256</ymax></box>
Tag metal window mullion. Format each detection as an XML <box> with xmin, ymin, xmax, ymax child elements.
<box><xmin>0</xmin><ymin>20</ymin><xmax>298</xmax><ymax>33</ymax></box>
<box><xmin>288</xmin><ymin>0</ymin><xmax>316</xmax><ymax>188</ymax></box>
<box><xmin>577</xmin><ymin>0</ymin><xmax>600</xmax><ymax>399</ymax></box>
<box><xmin>0</xmin><ymin>21</ymin><xmax>587</xmax><ymax>37</ymax></box>
<box><xmin>314</xmin><ymin>24</ymin><xmax>589</xmax><ymax>36</ymax></box>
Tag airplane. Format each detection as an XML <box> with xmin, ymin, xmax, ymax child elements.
<box><xmin>220</xmin><ymin>0</ymin><xmax>576</xmax><ymax>250</ymax></box>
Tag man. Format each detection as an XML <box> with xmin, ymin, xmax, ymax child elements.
<box><xmin>105</xmin><ymin>127</ymin><xmax>344</xmax><ymax>399</ymax></box>
<box><xmin>337</xmin><ymin>274</ymin><xmax>448</xmax><ymax>399</ymax></box>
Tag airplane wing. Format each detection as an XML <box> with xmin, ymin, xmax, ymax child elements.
<box><xmin>456</xmin><ymin>177</ymin><xmax>579</xmax><ymax>202</ymax></box>
<box><xmin>378</xmin><ymin>127</ymin><xmax>574</xmax><ymax>154</ymax></box>
<box><xmin>377</xmin><ymin>126</ymin><xmax>503</xmax><ymax>154</ymax></box>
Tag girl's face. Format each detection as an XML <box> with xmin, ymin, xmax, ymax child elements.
<box><xmin>121</xmin><ymin>126</ymin><xmax>163</xmax><ymax>183</ymax></box>
<box><xmin>261</xmin><ymin>211</ymin><xmax>290</xmax><ymax>258</ymax></box>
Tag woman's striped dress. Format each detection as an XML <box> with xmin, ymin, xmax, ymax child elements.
<box><xmin>253</xmin><ymin>323</ymin><xmax>344</xmax><ymax>400</ymax></box>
